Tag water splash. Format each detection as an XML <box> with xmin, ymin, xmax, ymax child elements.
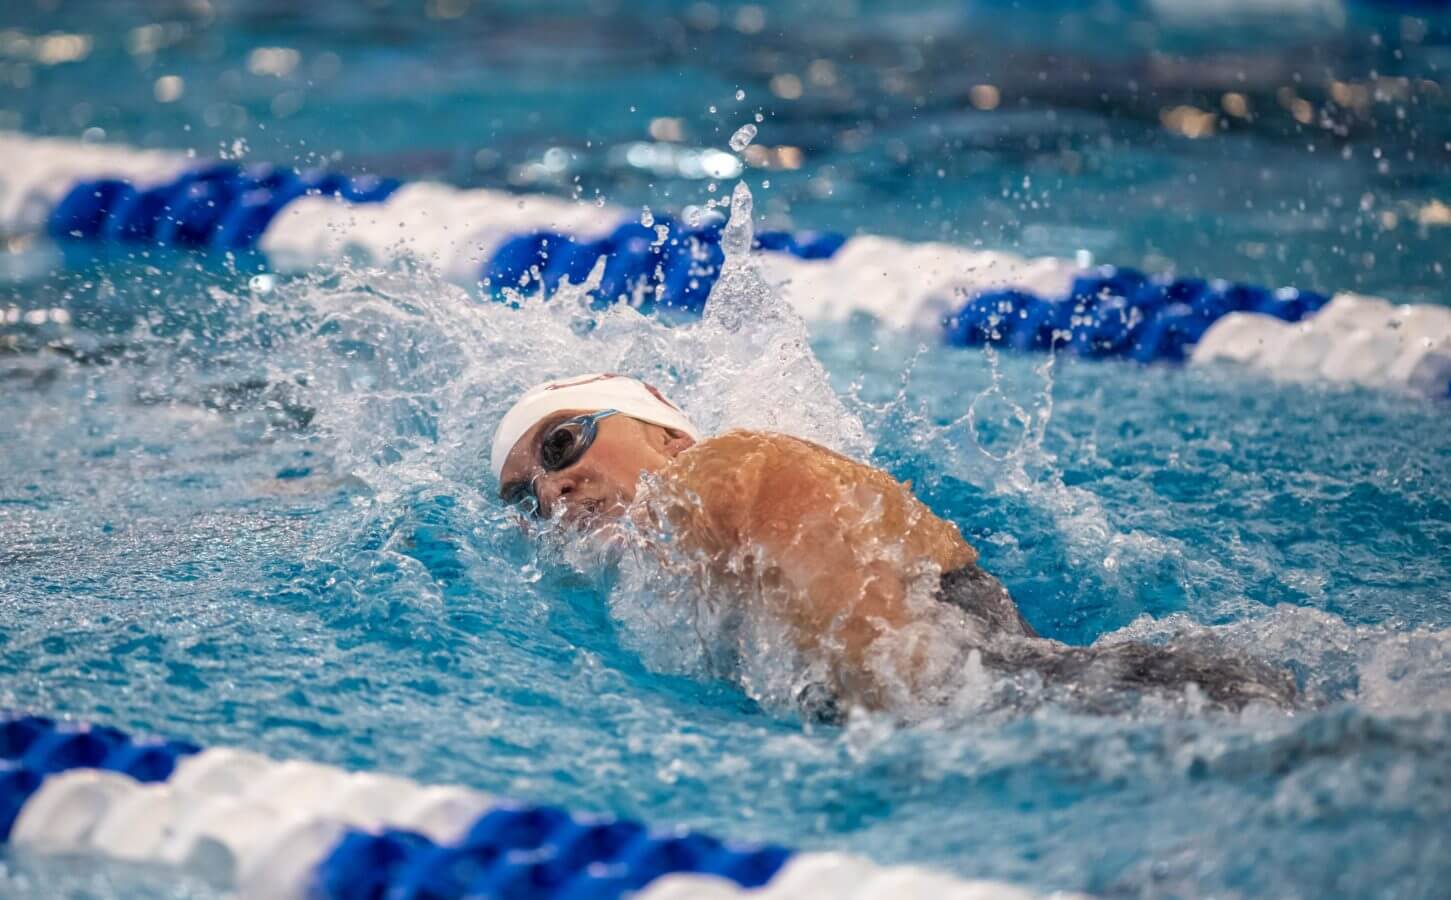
<box><xmin>720</xmin><ymin>179</ymin><xmax>754</xmax><ymax>261</ymax></box>
<box><xmin>703</xmin><ymin>181</ymin><xmax>768</xmax><ymax>334</ymax></box>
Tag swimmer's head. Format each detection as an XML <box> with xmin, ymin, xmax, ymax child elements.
<box><xmin>492</xmin><ymin>374</ymin><xmax>700</xmax><ymax>522</ymax></box>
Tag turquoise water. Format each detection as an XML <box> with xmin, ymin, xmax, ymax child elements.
<box><xmin>3</xmin><ymin>253</ymin><xmax>1450</xmax><ymax>898</ymax></box>
<box><xmin>3</xmin><ymin>1</ymin><xmax>1451</xmax><ymax>898</ymax></box>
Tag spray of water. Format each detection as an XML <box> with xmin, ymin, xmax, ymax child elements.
<box><xmin>33</xmin><ymin>175</ymin><xmax>1436</xmax><ymax>729</ymax></box>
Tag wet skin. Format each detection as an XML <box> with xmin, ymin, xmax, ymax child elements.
<box><xmin>498</xmin><ymin>411</ymin><xmax>980</xmax><ymax>706</ymax></box>
<box><xmin>497</xmin><ymin>412</ymin><xmax>1298</xmax><ymax>713</ymax></box>
<box><xmin>497</xmin><ymin>409</ymin><xmax>698</xmax><ymax>526</ymax></box>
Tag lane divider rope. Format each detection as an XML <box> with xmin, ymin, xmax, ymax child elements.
<box><xmin>3</xmin><ymin>131</ymin><xmax>1447</xmax><ymax>395</ymax></box>
<box><xmin>0</xmin><ymin>713</ymin><xmax>1064</xmax><ymax>899</ymax></box>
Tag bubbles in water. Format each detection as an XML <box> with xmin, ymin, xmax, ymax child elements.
<box><xmin>728</xmin><ymin>123</ymin><xmax>757</xmax><ymax>153</ymax></box>
<box><xmin>640</xmin><ymin>206</ymin><xmax>654</xmax><ymax>228</ymax></box>
<box><xmin>248</xmin><ymin>273</ymin><xmax>276</xmax><ymax>294</ymax></box>
<box><xmin>735</xmin><ymin>89</ymin><xmax>746</xmax><ymax>101</ymax></box>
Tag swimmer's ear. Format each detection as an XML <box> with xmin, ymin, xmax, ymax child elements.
<box><xmin>662</xmin><ymin>427</ymin><xmax>696</xmax><ymax>458</ymax></box>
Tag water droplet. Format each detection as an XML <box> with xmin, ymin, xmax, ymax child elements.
<box><xmin>728</xmin><ymin>123</ymin><xmax>758</xmax><ymax>152</ymax></box>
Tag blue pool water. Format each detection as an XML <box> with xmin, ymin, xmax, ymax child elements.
<box><xmin>3</xmin><ymin>1</ymin><xmax>1451</xmax><ymax>898</ymax></box>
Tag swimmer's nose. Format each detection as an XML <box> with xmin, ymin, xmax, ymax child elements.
<box><xmin>536</xmin><ymin>472</ymin><xmax>578</xmax><ymax>515</ymax></box>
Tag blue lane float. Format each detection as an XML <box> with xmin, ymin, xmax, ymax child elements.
<box><xmin>0</xmin><ymin>715</ymin><xmax>198</xmax><ymax>839</ymax></box>
<box><xmin>4</xmin><ymin>130</ymin><xmax>1448</xmax><ymax>396</ymax></box>
<box><xmin>943</xmin><ymin>268</ymin><xmax>1330</xmax><ymax>363</ymax></box>
<box><xmin>1</xmin><ymin>713</ymin><xmax>1041</xmax><ymax>900</ymax></box>
<box><xmin>44</xmin><ymin>152</ymin><xmax>1327</xmax><ymax>362</ymax></box>
<box><xmin>483</xmin><ymin>219</ymin><xmax>844</xmax><ymax>315</ymax></box>
<box><xmin>48</xmin><ymin>164</ymin><xmax>400</xmax><ymax>250</ymax></box>
<box><xmin>48</xmin><ymin>159</ymin><xmax>1343</xmax><ymax>368</ymax></box>
<box><xmin>44</xmin><ymin>159</ymin><xmax>844</xmax><ymax>317</ymax></box>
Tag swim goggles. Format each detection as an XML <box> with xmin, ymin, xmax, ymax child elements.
<box><xmin>502</xmin><ymin>408</ymin><xmax>620</xmax><ymax>514</ymax></box>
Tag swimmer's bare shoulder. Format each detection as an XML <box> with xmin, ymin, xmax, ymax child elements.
<box><xmin>661</xmin><ymin>430</ymin><xmax>834</xmax><ymax>543</ymax></box>
<box><xmin>652</xmin><ymin>429</ymin><xmax>978</xmax><ymax>706</ymax></box>
<box><xmin>661</xmin><ymin>429</ymin><xmax>974</xmax><ymax>570</ymax></box>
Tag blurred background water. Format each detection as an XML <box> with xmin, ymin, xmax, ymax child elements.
<box><xmin>2</xmin><ymin>1</ymin><xmax>1450</xmax><ymax>898</ymax></box>
<box><xmin>4</xmin><ymin>0</ymin><xmax>1450</xmax><ymax>298</ymax></box>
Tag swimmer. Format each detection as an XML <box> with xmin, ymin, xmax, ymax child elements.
<box><xmin>493</xmin><ymin>373</ymin><xmax>1297</xmax><ymax>717</ymax></box>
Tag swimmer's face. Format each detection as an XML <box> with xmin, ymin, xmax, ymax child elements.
<box><xmin>497</xmin><ymin>409</ymin><xmax>695</xmax><ymax>525</ymax></box>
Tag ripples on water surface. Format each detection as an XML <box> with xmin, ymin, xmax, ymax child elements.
<box><xmin>3</xmin><ymin>0</ymin><xmax>1451</xmax><ymax>897</ymax></box>
<box><xmin>3</xmin><ymin>250</ymin><xmax>1449</xmax><ymax>897</ymax></box>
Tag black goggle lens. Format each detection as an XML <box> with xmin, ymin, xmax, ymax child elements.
<box><xmin>540</xmin><ymin>421</ymin><xmax>587</xmax><ymax>470</ymax></box>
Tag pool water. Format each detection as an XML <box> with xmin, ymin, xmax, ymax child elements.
<box><xmin>3</xmin><ymin>1</ymin><xmax>1451</xmax><ymax>898</ymax></box>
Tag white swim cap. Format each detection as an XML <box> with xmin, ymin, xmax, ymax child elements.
<box><xmin>491</xmin><ymin>373</ymin><xmax>701</xmax><ymax>480</ymax></box>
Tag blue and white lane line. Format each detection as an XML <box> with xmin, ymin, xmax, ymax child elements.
<box><xmin>0</xmin><ymin>715</ymin><xmax>1072</xmax><ymax>900</ymax></box>
<box><xmin>2</xmin><ymin>131</ymin><xmax>1448</xmax><ymax>396</ymax></box>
